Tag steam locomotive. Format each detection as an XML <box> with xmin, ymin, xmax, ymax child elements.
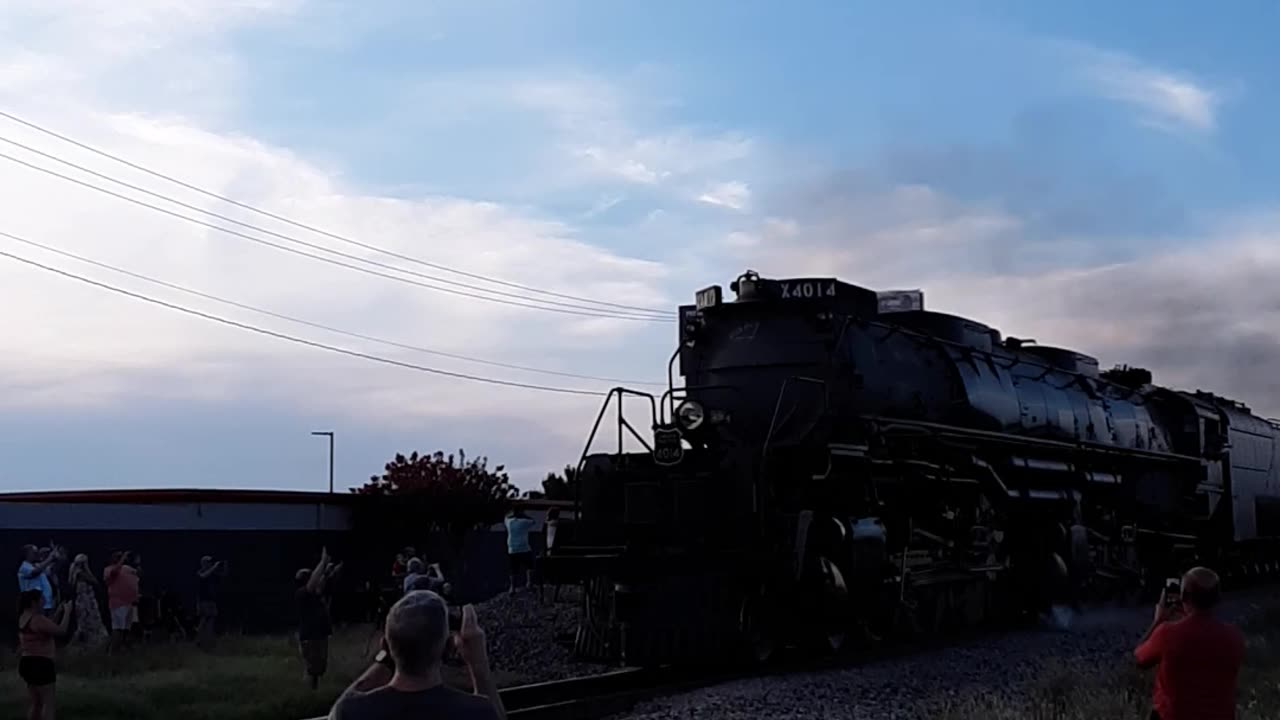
<box><xmin>543</xmin><ymin>270</ymin><xmax>1280</xmax><ymax>666</ymax></box>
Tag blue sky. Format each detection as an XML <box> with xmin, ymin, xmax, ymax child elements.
<box><xmin>0</xmin><ymin>1</ymin><xmax>1276</xmax><ymax>492</ymax></box>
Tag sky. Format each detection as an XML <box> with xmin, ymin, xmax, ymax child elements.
<box><xmin>1</xmin><ymin>1</ymin><xmax>1277</xmax><ymax>493</ymax></box>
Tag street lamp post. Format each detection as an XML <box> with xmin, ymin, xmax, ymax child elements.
<box><xmin>311</xmin><ymin>431</ymin><xmax>335</xmax><ymax>494</ymax></box>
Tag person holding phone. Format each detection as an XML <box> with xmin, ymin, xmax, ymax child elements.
<box><xmin>329</xmin><ymin>591</ymin><xmax>505</xmax><ymax>720</ymax></box>
<box><xmin>16</xmin><ymin>590</ymin><xmax>71</xmax><ymax>720</ymax></box>
<box><xmin>1134</xmin><ymin>567</ymin><xmax>1243</xmax><ymax>720</ymax></box>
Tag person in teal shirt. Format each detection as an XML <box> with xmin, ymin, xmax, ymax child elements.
<box><xmin>504</xmin><ymin>509</ymin><xmax>536</xmax><ymax>594</ymax></box>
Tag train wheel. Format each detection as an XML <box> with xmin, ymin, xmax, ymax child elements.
<box><xmin>815</xmin><ymin>556</ymin><xmax>850</xmax><ymax>653</ymax></box>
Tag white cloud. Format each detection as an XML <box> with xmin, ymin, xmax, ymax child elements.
<box><xmin>491</xmin><ymin>73</ymin><xmax>747</xmax><ymax>190</ymax></box>
<box><xmin>0</xmin><ymin>1</ymin><xmax>685</xmax><ymax>488</ymax></box>
<box><xmin>698</xmin><ymin>181</ymin><xmax>751</xmax><ymax>211</ymax></box>
<box><xmin>1071</xmin><ymin>45</ymin><xmax>1222</xmax><ymax>134</ymax></box>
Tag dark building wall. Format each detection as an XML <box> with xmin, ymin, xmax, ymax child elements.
<box><xmin>0</xmin><ymin>493</ymin><xmax>557</xmax><ymax>638</ymax></box>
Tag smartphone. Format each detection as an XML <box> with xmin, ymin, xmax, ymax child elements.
<box><xmin>443</xmin><ymin>607</ymin><xmax>464</xmax><ymax>665</ymax></box>
<box><xmin>1164</xmin><ymin>577</ymin><xmax>1181</xmax><ymax>606</ymax></box>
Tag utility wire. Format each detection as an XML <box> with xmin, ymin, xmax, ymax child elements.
<box><xmin>0</xmin><ymin>135</ymin><xmax>670</xmax><ymax>321</ymax></box>
<box><xmin>0</xmin><ymin>109</ymin><xmax>669</xmax><ymax>315</ymax></box>
<box><xmin>0</xmin><ymin>229</ymin><xmax>663</xmax><ymax>387</ymax></box>
<box><xmin>0</xmin><ymin>149</ymin><xmax>672</xmax><ymax>323</ymax></box>
<box><xmin>0</xmin><ymin>244</ymin><xmax>609</xmax><ymax>397</ymax></box>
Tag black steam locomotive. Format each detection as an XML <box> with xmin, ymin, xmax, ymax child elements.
<box><xmin>544</xmin><ymin>270</ymin><xmax>1280</xmax><ymax>665</ymax></box>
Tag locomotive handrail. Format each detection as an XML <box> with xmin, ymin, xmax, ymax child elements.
<box><xmin>573</xmin><ymin>387</ymin><xmax>660</xmax><ymax>516</ymax></box>
<box><xmin>666</xmin><ymin>346</ymin><xmax>681</xmax><ymax>415</ymax></box>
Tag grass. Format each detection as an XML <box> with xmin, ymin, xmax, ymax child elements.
<box><xmin>12</xmin><ymin>605</ymin><xmax>1280</xmax><ymax>719</ymax></box>
<box><xmin>938</xmin><ymin>605</ymin><xmax>1280</xmax><ymax>720</ymax></box>
<box><xmin>0</xmin><ymin>625</ymin><xmax>522</xmax><ymax>720</ymax></box>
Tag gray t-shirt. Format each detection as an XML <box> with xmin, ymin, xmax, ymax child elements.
<box><xmin>329</xmin><ymin>685</ymin><xmax>500</xmax><ymax>720</ymax></box>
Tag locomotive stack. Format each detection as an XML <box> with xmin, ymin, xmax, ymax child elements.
<box><xmin>543</xmin><ymin>270</ymin><xmax>1280</xmax><ymax>667</ymax></box>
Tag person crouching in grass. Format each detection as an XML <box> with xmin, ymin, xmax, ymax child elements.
<box><xmin>296</xmin><ymin>547</ymin><xmax>335</xmax><ymax>690</ymax></box>
<box><xmin>17</xmin><ymin>589</ymin><xmax>71</xmax><ymax>720</ymax></box>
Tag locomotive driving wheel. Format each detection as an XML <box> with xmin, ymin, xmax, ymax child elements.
<box><xmin>815</xmin><ymin>555</ymin><xmax>850</xmax><ymax>652</ymax></box>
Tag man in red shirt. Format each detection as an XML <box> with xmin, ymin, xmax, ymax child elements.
<box><xmin>104</xmin><ymin>550</ymin><xmax>140</xmax><ymax>655</ymax></box>
<box><xmin>1134</xmin><ymin>566</ymin><xmax>1244</xmax><ymax>720</ymax></box>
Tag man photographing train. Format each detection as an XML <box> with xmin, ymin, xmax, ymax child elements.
<box><xmin>1133</xmin><ymin>566</ymin><xmax>1243</xmax><ymax>720</ymax></box>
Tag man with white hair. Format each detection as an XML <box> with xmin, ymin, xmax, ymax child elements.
<box><xmin>1134</xmin><ymin>566</ymin><xmax>1244</xmax><ymax>720</ymax></box>
<box><xmin>329</xmin><ymin>590</ymin><xmax>504</xmax><ymax>720</ymax></box>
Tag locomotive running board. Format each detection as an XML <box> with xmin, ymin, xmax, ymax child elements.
<box><xmin>862</xmin><ymin>415</ymin><xmax>1202</xmax><ymax>465</ymax></box>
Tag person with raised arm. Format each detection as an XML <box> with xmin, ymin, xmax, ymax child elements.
<box><xmin>16</xmin><ymin>590</ymin><xmax>72</xmax><ymax>720</ymax></box>
<box><xmin>103</xmin><ymin>550</ymin><xmax>139</xmax><ymax>655</ymax></box>
<box><xmin>329</xmin><ymin>591</ymin><xmax>504</xmax><ymax>720</ymax></box>
<box><xmin>296</xmin><ymin>547</ymin><xmax>335</xmax><ymax>690</ymax></box>
<box><xmin>1134</xmin><ymin>566</ymin><xmax>1244</xmax><ymax>720</ymax></box>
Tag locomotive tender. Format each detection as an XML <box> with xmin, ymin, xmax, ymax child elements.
<box><xmin>545</xmin><ymin>270</ymin><xmax>1280</xmax><ymax>665</ymax></box>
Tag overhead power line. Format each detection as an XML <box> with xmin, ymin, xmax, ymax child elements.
<box><xmin>0</xmin><ymin>135</ymin><xmax>670</xmax><ymax>321</ymax></box>
<box><xmin>0</xmin><ymin>149</ymin><xmax>671</xmax><ymax>323</ymax></box>
<box><xmin>0</xmin><ymin>229</ymin><xmax>663</xmax><ymax>387</ymax></box>
<box><xmin>0</xmin><ymin>243</ymin><xmax>609</xmax><ymax>397</ymax></box>
<box><xmin>0</xmin><ymin>109</ymin><xmax>669</xmax><ymax>315</ymax></box>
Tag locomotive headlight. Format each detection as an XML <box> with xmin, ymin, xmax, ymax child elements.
<box><xmin>675</xmin><ymin>400</ymin><xmax>706</xmax><ymax>430</ymax></box>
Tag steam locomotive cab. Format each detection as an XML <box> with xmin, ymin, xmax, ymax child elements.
<box><xmin>546</xmin><ymin>270</ymin><xmax>1280</xmax><ymax>667</ymax></box>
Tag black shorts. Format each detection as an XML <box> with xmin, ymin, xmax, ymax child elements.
<box><xmin>18</xmin><ymin>656</ymin><xmax>56</xmax><ymax>687</ymax></box>
<box><xmin>509</xmin><ymin>551</ymin><xmax>534</xmax><ymax>574</ymax></box>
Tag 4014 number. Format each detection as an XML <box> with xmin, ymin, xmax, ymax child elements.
<box><xmin>780</xmin><ymin>281</ymin><xmax>837</xmax><ymax>299</ymax></box>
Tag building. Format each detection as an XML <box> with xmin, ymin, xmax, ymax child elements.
<box><xmin>0</xmin><ymin>489</ymin><xmax>572</xmax><ymax>635</ymax></box>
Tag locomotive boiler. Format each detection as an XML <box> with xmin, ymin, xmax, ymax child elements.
<box><xmin>543</xmin><ymin>270</ymin><xmax>1280</xmax><ymax>666</ymax></box>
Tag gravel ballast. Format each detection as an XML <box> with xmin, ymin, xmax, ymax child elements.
<box><xmin>615</xmin><ymin>590</ymin><xmax>1275</xmax><ymax>719</ymax></box>
<box><xmin>472</xmin><ymin>585</ymin><xmax>614</xmax><ymax>684</ymax></box>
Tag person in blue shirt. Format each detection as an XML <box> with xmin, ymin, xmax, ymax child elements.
<box><xmin>17</xmin><ymin>545</ymin><xmax>57</xmax><ymax>614</ymax></box>
<box><xmin>504</xmin><ymin>509</ymin><xmax>536</xmax><ymax>594</ymax></box>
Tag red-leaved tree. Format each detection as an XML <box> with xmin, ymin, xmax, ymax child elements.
<box><xmin>352</xmin><ymin>450</ymin><xmax>517</xmax><ymax>577</ymax></box>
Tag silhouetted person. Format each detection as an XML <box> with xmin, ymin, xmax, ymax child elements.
<box><xmin>329</xmin><ymin>590</ymin><xmax>505</xmax><ymax>720</ymax></box>
<box><xmin>297</xmin><ymin>547</ymin><xmax>335</xmax><ymax>690</ymax></box>
<box><xmin>1134</xmin><ymin>566</ymin><xmax>1243</xmax><ymax>720</ymax></box>
<box><xmin>17</xmin><ymin>589</ymin><xmax>71</xmax><ymax>720</ymax></box>
<box><xmin>196</xmin><ymin>555</ymin><xmax>227</xmax><ymax>650</ymax></box>
<box><xmin>17</xmin><ymin>546</ymin><xmax>56</xmax><ymax>616</ymax></box>
<box><xmin>504</xmin><ymin>509</ymin><xmax>535</xmax><ymax>594</ymax></box>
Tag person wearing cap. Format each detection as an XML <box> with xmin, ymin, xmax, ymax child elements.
<box><xmin>196</xmin><ymin>555</ymin><xmax>227</xmax><ymax>651</ymax></box>
<box><xmin>1134</xmin><ymin>566</ymin><xmax>1244</xmax><ymax>720</ymax></box>
<box><xmin>296</xmin><ymin>547</ymin><xmax>334</xmax><ymax>690</ymax></box>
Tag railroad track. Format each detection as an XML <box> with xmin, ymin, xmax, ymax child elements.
<box><xmin>499</xmin><ymin>666</ymin><xmax>720</xmax><ymax>719</ymax></box>
<box><xmin>303</xmin><ymin>584</ymin><xmax>1280</xmax><ymax>720</ymax></box>
<box><xmin>300</xmin><ymin>665</ymin><xmax>723</xmax><ymax>720</ymax></box>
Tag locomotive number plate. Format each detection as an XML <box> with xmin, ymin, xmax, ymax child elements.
<box><xmin>779</xmin><ymin>280</ymin><xmax>837</xmax><ymax>300</ymax></box>
<box><xmin>652</xmin><ymin>427</ymin><xmax>684</xmax><ymax>466</ymax></box>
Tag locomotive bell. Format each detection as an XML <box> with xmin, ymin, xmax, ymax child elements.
<box><xmin>731</xmin><ymin>270</ymin><xmax>763</xmax><ymax>301</ymax></box>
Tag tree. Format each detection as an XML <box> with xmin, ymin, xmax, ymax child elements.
<box><xmin>352</xmin><ymin>450</ymin><xmax>518</xmax><ymax>577</ymax></box>
<box><xmin>541</xmin><ymin>464</ymin><xmax>579</xmax><ymax>501</ymax></box>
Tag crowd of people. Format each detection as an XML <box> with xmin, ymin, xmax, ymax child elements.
<box><xmin>14</xmin><ymin>543</ymin><xmax>229</xmax><ymax>719</ymax></box>
<box><xmin>5</xmin><ymin>508</ymin><xmax>569</xmax><ymax>719</ymax></box>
